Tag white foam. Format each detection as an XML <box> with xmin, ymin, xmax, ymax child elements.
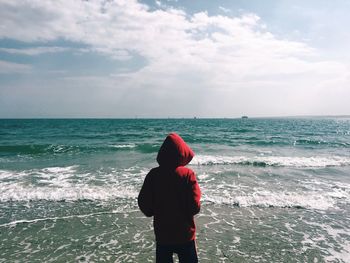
<box><xmin>325</xmin><ymin>244</ymin><xmax>350</xmax><ymax>263</ymax></box>
<box><xmin>0</xmin><ymin>208</ymin><xmax>133</xmax><ymax>228</ymax></box>
<box><xmin>0</xmin><ymin>183</ymin><xmax>138</xmax><ymax>202</ymax></box>
<box><xmin>301</xmin><ymin>220</ymin><xmax>350</xmax><ymax>262</ymax></box>
<box><xmin>49</xmin><ymin>144</ymin><xmax>70</xmax><ymax>153</ymax></box>
<box><xmin>191</xmin><ymin>155</ymin><xmax>350</xmax><ymax>167</ymax></box>
<box><xmin>0</xmin><ymin>165</ymin><xmax>145</xmax><ymax>202</ymax></box>
<box><xmin>111</xmin><ymin>144</ymin><xmax>136</xmax><ymax>149</ymax></box>
<box><xmin>197</xmin><ymin>173</ymin><xmax>210</xmax><ymax>180</ymax></box>
<box><xmin>42</xmin><ymin>166</ymin><xmax>78</xmax><ymax>174</ymax></box>
<box><xmin>203</xmin><ymin>190</ymin><xmax>339</xmax><ymax>210</ymax></box>
<box><xmin>0</xmin><ymin>170</ymin><xmax>17</xmax><ymax>180</ymax></box>
<box><xmin>0</xmin><ymin>165</ymin><xmax>78</xmax><ymax>180</ymax></box>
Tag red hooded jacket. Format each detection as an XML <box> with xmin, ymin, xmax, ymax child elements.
<box><xmin>138</xmin><ymin>133</ymin><xmax>201</xmax><ymax>245</ymax></box>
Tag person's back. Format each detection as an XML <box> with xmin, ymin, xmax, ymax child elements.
<box><xmin>138</xmin><ymin>133</ymin><xmax>201</xmax><ymax>262</ymax></box>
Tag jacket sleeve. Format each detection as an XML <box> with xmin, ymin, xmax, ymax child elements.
<box><xmin>187</xmin><ymin>170</ymin><xmax>201</xmax><ymax>216</ymax></box>
<box><xmin>138</xmin><ymin>170</ymin><xmax>154</xmax><ymax>217</ymax></box>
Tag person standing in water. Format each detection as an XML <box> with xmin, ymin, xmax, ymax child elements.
<box><xmin>138</xmin><ymin>133</ymin><xmax>201</xmax><ymax>263</ymax></box>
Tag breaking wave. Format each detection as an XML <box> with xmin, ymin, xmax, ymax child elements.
<box><xmin>0</xmin><ymin>184</ymin><xmax>138</xmax><ymax>202</ymax></box>
<box><xmin>191</xmin><ymin>155</ymin><xmax>350</xmax><ymax>167</ymax></box>
<box><xmin>0</xmin><ymin>143</ymin><xmax>159</xmax><ymax>155</ymax></box>
<box><xmin>0</xmin><ymin>165</ymin><xmax>143</xmax><ymax>202</ymax></box>
<box><xmin>203</xmin><ymin>191</ymin><xmax>339</xmax><ymax>210</ymax></box>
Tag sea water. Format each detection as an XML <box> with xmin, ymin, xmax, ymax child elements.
<box><xmin>0</xmin><ymin>118</ymin><xmax>349</xmax><ymax>262</ymax></box>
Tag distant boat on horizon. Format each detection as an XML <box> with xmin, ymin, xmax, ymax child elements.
<box><xmin>241</xmin><ymin>116</ymin><xmax>248</xmax><ymax>119</ymax></box>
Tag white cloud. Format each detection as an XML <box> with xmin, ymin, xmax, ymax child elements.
<box><xmin>0</xmin><ymin>46</ymin><xmax>70</xmax><ymax>55</ymax></box>
<box><xmin>155</xmin><ymin>0</ymin><xmax>162</xmax><ymax>7</ymax></box>
<box><xmin>219</xmin><ymin>6</ymin><xmax>231</xmax><ymax>14</ymax></box>
<box><xmin>0</xmin><ymin>0</ymin><xmax>349</xmax><ymax>116</ymax></box>
<box><xmin>0</xmin><ymin>60</ymin><xmax>31</xmax><ymax>73</ymax></box>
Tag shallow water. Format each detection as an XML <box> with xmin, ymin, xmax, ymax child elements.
<box><xmin>0</xmin><ymin>118</ymin><xmax>349</xmax><ymax>262</ymax></box>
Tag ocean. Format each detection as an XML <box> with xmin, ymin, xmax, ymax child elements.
<box><xmin>0</xmin><ymin>118</ymin><xmax>349</xmax><ymax>262</ymax></box>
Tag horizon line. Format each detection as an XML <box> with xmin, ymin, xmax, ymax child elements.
<box><xmin>1</xmin><ymin>114</ymin><xmax>350</xmax><ymax>120</ymax></box>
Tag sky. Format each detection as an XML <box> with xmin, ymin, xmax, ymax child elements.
<box><xmin>0</xmin><ymin>0</ymin><xmax>350</xmax><ymax>118</ymax></box>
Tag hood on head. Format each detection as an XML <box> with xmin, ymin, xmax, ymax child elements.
<box><xmin>156</xmin><ymin>133</ymin><xmax>194</xmax><ymax>167</ymax></box>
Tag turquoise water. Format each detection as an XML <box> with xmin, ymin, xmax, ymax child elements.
<box><xmin>0</xmin><ymin>118</ymin><xmax>350</xmax><ymax>262</ymax></box>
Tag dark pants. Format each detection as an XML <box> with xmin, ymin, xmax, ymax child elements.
<box><xmin>156</xmin><ymin>240</ymin><xmax>198</xmax><ymax>263</ymax></box>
